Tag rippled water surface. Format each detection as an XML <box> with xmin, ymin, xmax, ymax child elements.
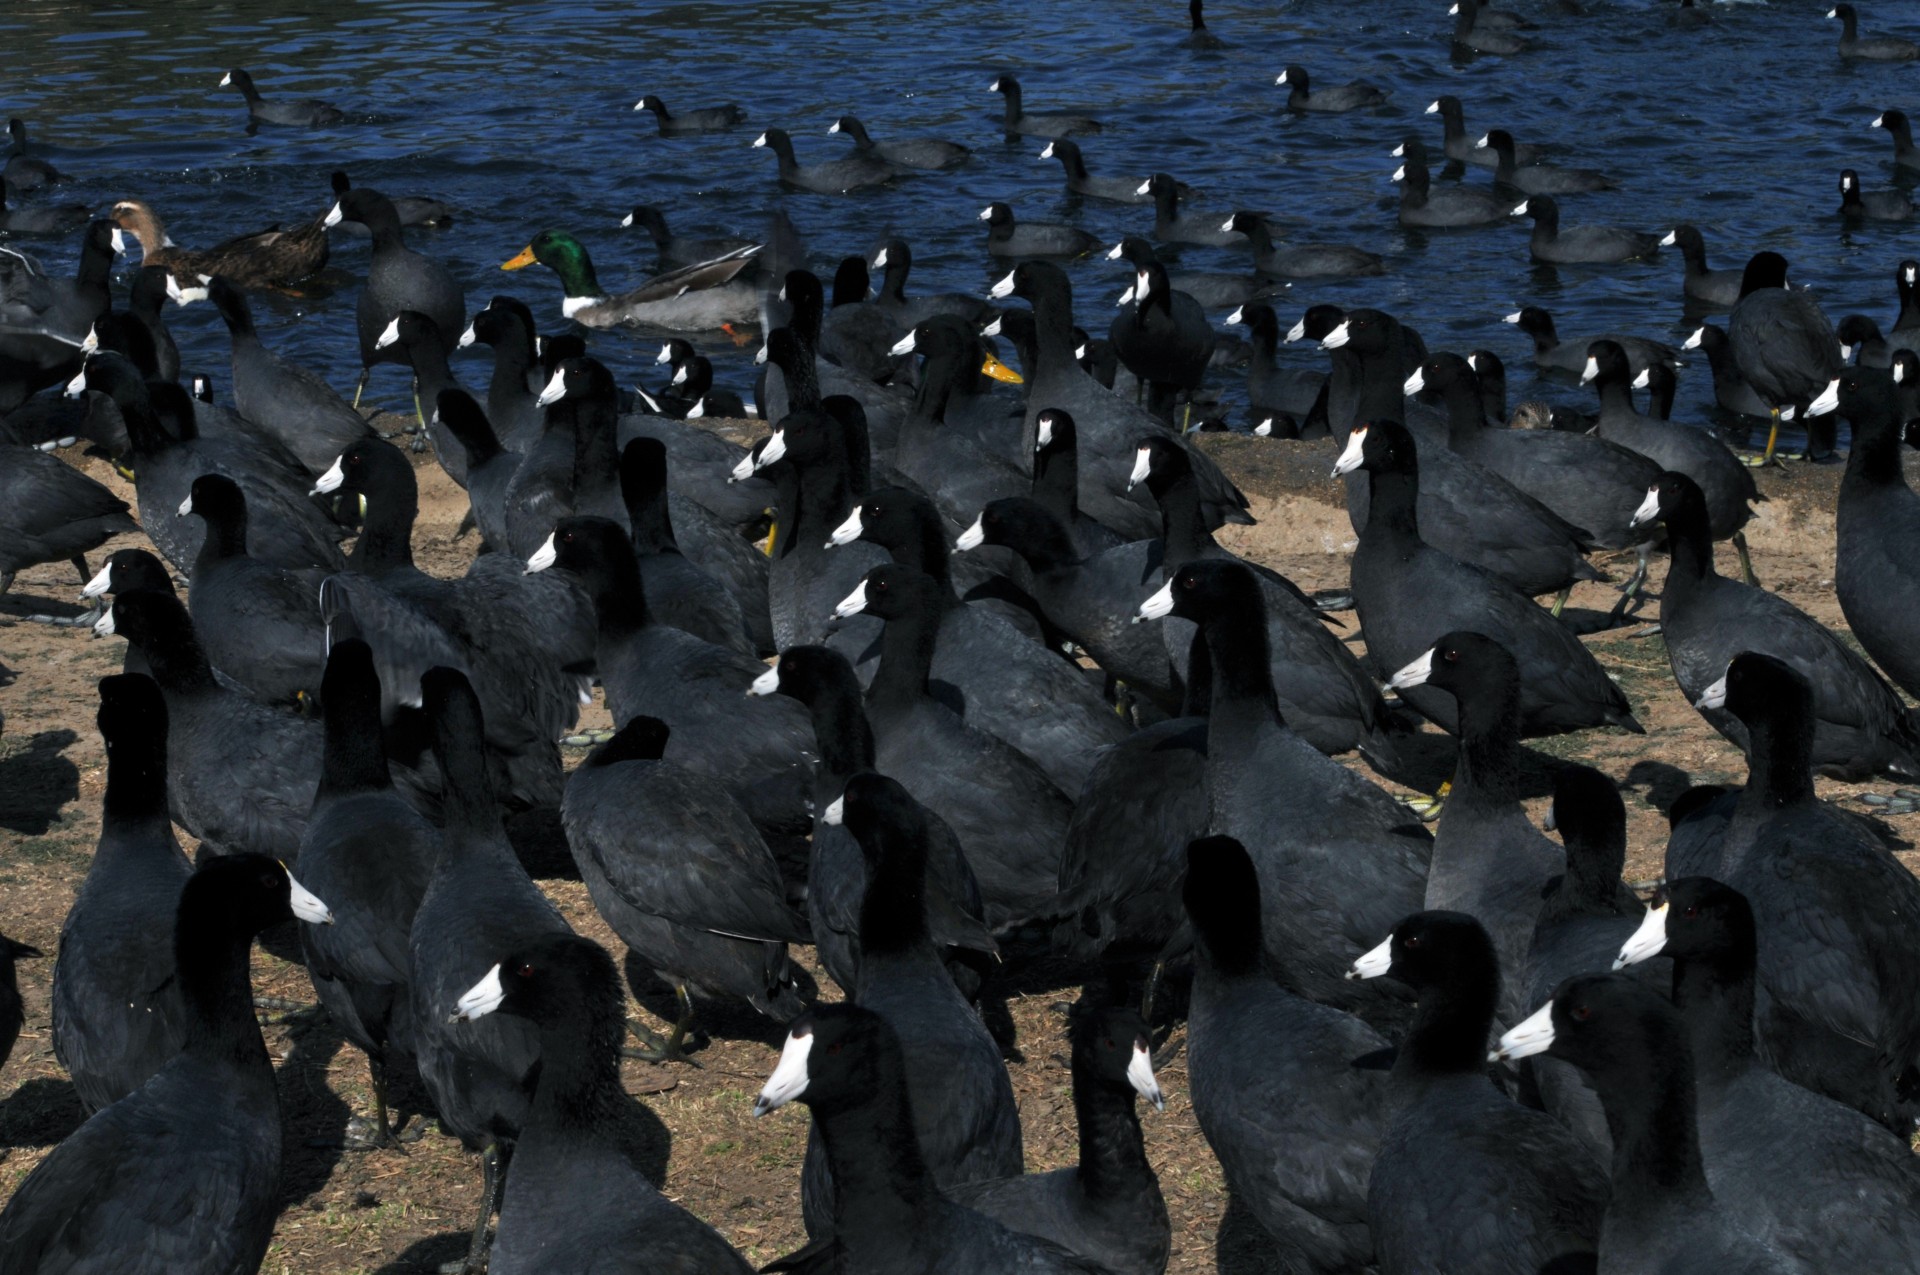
<box><xmin>5</xmin><ymin>0</ymin><xmax>1916</xmax><ymax>444</ymax></box>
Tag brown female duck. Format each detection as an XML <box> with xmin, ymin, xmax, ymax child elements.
<box><xmin>108</xmin><ymin>198</ymin><xmax>328</xmax><ymax>289</ymax></box>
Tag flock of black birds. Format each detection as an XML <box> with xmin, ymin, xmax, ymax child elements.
<box><xmin>5</xmin><ymin>0</ymin><xmax>1920</xmax><ymax>1272</ymax></box>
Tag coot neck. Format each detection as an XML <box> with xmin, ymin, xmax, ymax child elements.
<box><xmin>568</xmin><ymin>394</ymin><xmax>619</xmax><ymax>508</ymax></box>
<box><xmin>1198</xmin><ymin>588</ymin><xmax>1284</xmax><ymax>733</ymax></box>
<box><xmin>1032</xmin><ymin>440</ymin><xmax>1082</xmax><ymax>529</ymax></box>
<box><xmin>1152</xmin><ymin>472</ymin><xmax>1214</xmax><ymax>568</ymax></box>
<box><xmin>1658</xmin><ymin>494</ymin><xmax>1717</xmax><ymax>603</ymax></box>
<box><xmin>1563</xmin><ymin>837</ymin><xmax>1627</xmax><ymax>913</ymax></box>
<box><xmin>1595</xmin><ymin>371</ymin><xmax>1638</xmax><ymax>421</ymax></box>
<box><xmin>360</xmin><ymin>205</ymin><xmax>406</xmax><ymax>254</ymax></box>
<box><xmin>138</xmin><ymin>614</ymin><xmax>220</xmax><ymax>695</ymax></box>
<box><xmin>1670</xmin><ymin>948</ymin><xmax>1759</xmax><ymax>1090</ymax></box>
<box><xmin>528</xmin><ymin>996</ymin><xmax>626</xmax><ymax>1140</ymax></box>
<box><xmin>866</xmin><ymin>591</ymin><xmax>941</xmax><ymax>714</ymax></box>
<box><xmin>878</xmin><ymin>257</ymin><xmax>909</xmax><ymax>305</ymax></box>
<box><xmin>348</xmin><ymin>471</ymin><xmax>420</xmax><ymax>573</ymax></box>
<box><xmin>790</xmin><ymin>440</ymin><xmax>856</xmax><ymax>554</ymax></box>
<box><xmin>777</xmin><ymin>340</ymin><xmax>823</xmax><ymax>413</ymax></box>
<box><xmin>1842</xmin><ymin>400</ymin><xmax>1905</xmax><ymax>489</ymax></box>
<box><xmin>857</xmin><ymin>823</ymin><xmax>934</xmax><ymax>961</ymax></box>
<box><xmin>1073</xmin><ymin>1061</ymin><xmax>1152</xmax><ymax>1201</ymax></box>
<box><xmin>881</xmin><ymin>512</ymin><xmax>958</xmax><ymax>602</ymax></box>
<box><xmin>1733</xmin><ymin>699</ymin><xmax>1816</xmax><ymax>812</ymax></box>
<box><xmin>101</xmin><ymin>720</ymin><xmax>171</xmax><ymax>836</ymax></box>
<box><xmin>192</xmin><ymin>502</ymin><xmax>249</xmax><ymax>568</ymax></box>
<box><xmin>487</xmin><ymin>328</ymin><xmax>537</xmax><ymax>418</ymax></box>
<box><xmin>1245</xmin><ymin>312</ymin><xmax>1278</xmax><ymax>372</ymax></box>
<box><xmin>624</xmin><ymin>470</ymin><xmax>676</xmax><ymax>555</ymax></box>
<box><xmin>319</xmin><ymin>671</ymin><xmax>393</xmax><ymax>797</ymax></box>
<box><xmin>1598</xmin><ymin>1042</ymin><xmax>1713</xmax><ymax>1206</ymax></box>
<box><xmin>1451</xmin><ymin>675</ymin><xmax>1525</xmax><ymax>808</ymax></box>
<box><xmin>1026</xmin><ymin>285</ymin><xmax>1083</xmax><ymax>381</ymax></box>
<box><xmin>1362</xmin><ymin>461</ymin><xmax>1422</xmax><ymax>543</ymax></box>
<box><xmin>1151</xmin><ymin>186</ymin><xmax>1182</xmax><ymax>239</ymax></box>
<box><xmin>407</xmin><ymin>332</ymin><xmax>454</xmax><ymax>408</ymax></box>
<box><xmin>433</xmin><ymin>698</ymin><xmax>506</xmax><ymax>846</ymax></box>
<box><xmin>578</xmin><ymin>544</ymin><xmax>652</xmax><ymax>641</ymax></box>
<box><xmin>175</xmin><ymin>900</ymin><xmax>271</xmax><ymax>1069</ymax></box>
<box><xmin>1006</xmin><ymin>506</ymin><xmax>1082</xmax><ymax>574</ymax></box>
<box><xmin>1394</xmin><ymin>952</ymin><xmax>1499</xmax><ymax>1081</ymax></box>
<box><xmin>804</xmin><ymin>685</ymin><xmax>877</xmax><ymax>786</ymax></box>
<box><xmin>1436</xmin><ymin>375</ymin><xmax>1488</xmax><ymax>439</ymax></box>
<box><xmin>817</xmin><ymin>1073</ymin><xmax>932</xmax><ymax>1248</ymax></box>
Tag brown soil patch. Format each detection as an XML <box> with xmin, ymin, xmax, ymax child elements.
<box><xmin>1</xmin><ymin>421</ymin><xmax>1914</xmax><ymax>1271</ymax></box>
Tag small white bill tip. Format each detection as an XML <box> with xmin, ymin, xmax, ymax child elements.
<box><xmin>1348</xmin><ymin>934</ymin><xmax>1393</xmax><ymax>980</ymax></box>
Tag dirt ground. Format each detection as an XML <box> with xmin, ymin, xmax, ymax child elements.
<box><xmin>1</xmin><ymin>420</ymin><xmax>1915</xmax><ymax>1273</ymax></box>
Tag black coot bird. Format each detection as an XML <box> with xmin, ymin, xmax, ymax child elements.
<box><xmin>988</xmin><ymin>75</ymin><xmax>1103</xmax><ymax>140</ymax></box>
<box><xmin>0</xmin><ymin>440</ymin><xmax>136</xmax><ymax>599</ymax></box>
<box><xmin>1822</xmin><ymin>366</ymin><xmax>1920</xmax><ymax>699</ymax></box>
<box><xmin>1276</xmin><ymin>64</ymin><xmax>1386</xmax><ymax>113</ymax></box>
<box><xmin>0</xmin><ymin>855</ymin><xmax>333</xmax><ymax>1273</ymax></box>
<box><xmin>1728</xmin><ymin>252</ymin><xmax>1842</xmax><ymax>463</ymax></box>
<box><xmin>1493</xmin><ymin>974</ymin><xmax>1796</xmax><ymax>1273</ymax></box>
<box><xmin>1829</xmin><ymin>3</ymin><xmax>1919</xmax><ymax>61</ymax></box>
<box><xmin>948</xmin><ymin>997</ymin><xmax>1169</xmax><ymax>1275</ymax></box>
<box><xmin>1663</xmin><ymin>652</ymin><xmax>1920</xmax><ymax>1132</ymax></box>
<box><xmin>1184</xmin><ymin>835</ymin><xmax>1390</xmax><ymax>1273</ymax></box>
<box><xmin>757</xmin><ymin>1004</ymin><xmax>1103</xmax><ymax>1273</ymax></box>
<box><xmin>795</xmin><ymin>774</ymin><xmax>1024</xmax><ymax>1246</ymax></box>
<box><xmin>1352</xmin><ymin>912</ymin><xmax>1606</xmax><ymax>1274</ymax></box>
<box><xmin>451</xmin><ymin>933</ymin><xmax>755</xmax><ymax>1274</ymax></box>
<box><xmin>561</xmin><ymin>715</ymin><xmax>809</xmax><ymax>1061</ymax></box>
<box><xmin>323</xmin><ymin>187</ymin><xmax>467</xmax><ymax>409</ymax></box>
<box><xmin>1661</xmin><ymin>224</ymin><xmax>1743</xmax><ymax>309</ymax></box>
<box><xmin>1629</xmin><ymin>473</ymin><xmax>1920</xmax><ymax>780</ymax></box>
<box><xmin>50</xmin><ymin>674</ymin><xmax>192</xmax><ymax>1113</ymax></box>
<box><xmin>1513</xmin><ymin>195</ymin><xmax>1658</xmax><ymax>264</ymax></box>
<box><xmin>1612</xmin><ymin>877</ymin><xmax>1920</xmax><ymax>1269</ymax></box>
<box><xmin>1108</xmin><ymin>259</ymin><xmax>1214</xmax><ymax>425</ymax></box>
<box><xmin>631</xmin><ymin>93</ymin><xmax>746</xmax><ymax>134</ymax></box>
<box><xmin>218</xmin><ymin>67</ymin><xmax>343</xmax><ymax>125</ymax></box>
<box><xmin>1336</xmin><ymin>420</ymin><xmax>1643</xmax><ymax>737</ymax></box>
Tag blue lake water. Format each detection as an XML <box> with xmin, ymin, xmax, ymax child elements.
<box><xmin>4</xmin><ymin>0</ymin><xmax>1916</xmax><ymax>447</ymax></box>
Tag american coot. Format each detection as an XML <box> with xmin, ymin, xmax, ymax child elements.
<box><xmin>1613</xmin><ymin>877</ymin><xmax>1920</xmax><ymax>1269</ymax></box>
<box><xmin>452</xmin><ymin>933</ymin><xmax>754</xmax><ymax>1273</ymax></box>
<box><xmin>1388</xmin><ymin>633</ymin><xmax>1577</xmax><ymax>1019</ymax></box>
<box><xmin>1513</xmin><ymin>195</ymin><xmax>1659</xmax><ymax>264</ymax></box>
<box><xmin>316</xmin><ymin>436</ymin><xmax>590</xmax><ymax>811</ymax></box>
<box><xmin>108</xmin><ymin>197</ymin><xmax>327</xmax><ymax>291</ymax></box>
<box><xmin>870</xmin><ymin>239</ymin><xmax>992</xmax><ymax>327</ymax></box>
<box><xmin>1685</xmin><ymin>322</ymin><xmax>1773</xmax><ymax>419</ymax></box>
<box><xmin>0</xmin><ymin>440</ymin><xmax>137</xmax><ymax>598</ymax></box>
<box><xmin>833</xmin><ymin>563</ymin><xmax>1074</xmax><ymax>927</ymax></box>
<box><xmin>437</xmin><ymin>388</ymin><xmax>516</xmax><ymax>554</ymax></box>
<box><xmin>1629</xmin><ymin>474</ymin><xmax>1920</xmax><ymax>780</ymax></box>
<box><xmin>993</xmin><ymin>261</ymin><xmax>1252</xmax><ymax>536</ymax></box>
<box><xmin>1136</xmin><ymin>560</ymin><xmax>1431</xmax><ymax>1028</ymax></box>
<box><xmin>0</xmin><ymin>220</ymin><xmax>113</xmax><ymax>411</ymax></box>
<box><xmin>218</xmin><ymin>67</ymin><xmax>343</xmax><ymax>125</ymax></box>
<box><xmin>1392</xmin><ymin>142</ymin><xmax>1516</xmax><ymax>228</ymax></box>
<box><xmin>1667</xmin><ymin>652</ymin><xmax>1920</xmax><ymax>1131</ymax></box>
<box><xmin>1728</xmin><ymin>251</ymin><xmax>1842</xmax><ymax>464</ymax></box>
<box><xmin>1141</xmin><ymin>172</ymin><xmax>1244</xmax><ymax>247</ymax></box>
<box><xmin>329</xmin><ymin>171</ymin><xmax>452</xmax><ymax>230</ymax></box>
<box><xmin>883</xmin><ymin>316</ymin><xmax>1027</xmax><ymax>522</ymax></box>
<box><xmin>1829</xmin><ymin>4</ymin><xmax>1919</xmax><ymax>60</ymax></box>
<box><xmin>0</xmin><ymin>177</ymin><xmax>87</xmax><ymax>235</ymax></box>
<box><xmin>1336</xmin><ymin>420</ymin><xmax>1643</xmax><ymax>737</ymax></box>
<box><xmin>0</xmin><ymin>855</ymin><xmax>333</xmax><ymax>1273</ymax></box>
<box><xmin>1036</xmin><ymin>138</ymin><xmax>1152</xmax><ymax>204</ymax></box>
<box><xmin>1661</xmin><ymin>224</ymin><xmax>1744</xmax><ymax>309</ymax></box>
<box><xmin>562</xmin><ymin>716</ymin><xmax>808</xmax><ymax>1061</ymax></box>
<box><xmin>1583</xmin><ymin>339</ymin><xmax>1762</xmax><ymax>574</ymax></box>
<box><xmin>1276</xmin><ymin>65</ymin><xmax>1386</xmax><ymax>113</ymax></box>
<box><xmin>1109</xmin><ymin>260</ymin><xmax>1214</xmax><ymax>422</ymax></box>
<box><xmin>1425</xmin><ymin>96</ymin><xmax>1539</xmax><ymax>168</ymax></box>
<box><xmin>3</xmin><ymin>117</ymin><xmax>70</xmax><ymax>189</ymax></box>
<box><xmin>1184</xmin><ymin>835</ymin><xmax>1390</xmax><ymax>1273</ymax></box>
<box><xmin>1821</xmin><ymin>367</ymin><xmax>1920</xmax><ymax>699</ymax></box>
<box><xmin>181</xmin><ymin>473</ymin><xmax>330</xmax><ymax>707</ymax></box>
<box><xmin>1837</xmin><ymin>314</ymin><xmax>1895</xmax><ymax>369</ymax></box>
<box><xmin>1505</xmin><ymin>304</ymin><xmax>1679</xmax><ymax>377</ymax></box>
<box><xmin>1232</xmin><ymin>302</ymin><xmax>1323</xmax><ymax>428</ymax></box>
<box><xmin>830</xmin><ymin>485</ymin><xmax>1130</xmax><ymax>795</ymax></box>
<box><xmin>631</xmin><ymin>93</ymin><xmax>746</xmax><ymax>134</ymax></box>
<box><xmin>988</xmin><ymin>75</ymin><xmax>1103</xmax><ymax>140</ymax></box>
<box><xmin>756</xmin><ymin>1004</ymin><xmax>1099</xmax><ymax>1273</ymax></box>
<box><xmin>51</xmin><ymin>674</ymin><xmax>193</xmax><ymax>1113</ymax></box>
<box><xmin>209</xmin><ymin>277</ymin><xmax>373</xmax><ymax>476</ymax></box>
<box><xmin>948</xmin><ymin>999</ymin><xmax>1169</xmax><ymax>1275</ymax></box>
<box><xmin>323</xmin><ymin>187</ymin><xmax>467</xmax><ymax>407</ymax></box>
<box><xmin>0</xmin><ymin>933</ymin><xmax>39</xmax><ymax>1072</ymax></box>
<box><xmin>1451</xmin><ymin>0</ymin><xmax>1529</xmax><ymax>54</ymax></box>
<box><xmin>93</xmin><ymin>589</ymin><xmax>334</xmax><ymax>864</ymax></box>
<box><xmin>980</xmin><ymin>202</ymin><xmax>1100</xmax><ymax>259</ymax></box>
<box><xmin>620</xmin><ymin>206</ymin><xmax>755</xmax><ymax>272</ymax></box>
<box><xmin>503</xmin><ymin>229</ymin><xmax>760</xmax><ymax>331</ymax></box>
<box><xmin>1221</xmin><ymin>210</ymin><xmax>1384</xmax><ymax>279</ymax></box>
<box><xmin>1524</xmin><ymin>764</ymin><xmax>1660</xmax><ymax>1165</ymax></box>
<box><xmin>619</xmin><ymin>436</ymin><xmax>761</xmax><ymax>656</ymax></box>
<box><xmin>753</xmin><ymin>127</ymin><xmax>894</xmax><ymax>194</ymax></box>
<box><xmin>797</xmin><ymin>773</ymin><xmax>1024</xmax><ymax>1243</ymax></box>
<box><xmin>531</xmin><ymin>516</ymin><xmax>816</xmax><ymax>836</ymax></box>
<box><xmin>296</xmin><ymin>640</ymin><xmax>439</xmax><ymax>1148</ymax></box>
<box><xmin>1494</xmin><ymin>974</ymin><xmax>1797</xmax><ymax>1274</ymax></box>
<box><xmin>1838</xmin><ymin>168</ymin><xmax>1914</xmax><ymax>222</ymax></box>
<box><xmin>1874</xmin><ymin>108</ymin><xmax>1920</xmax><ymax>171</ymax></box>
<box><xmin>830</xmin><ymin>115</ymin><xmax>969</xmax><ymax>170</ymax></box>
<box><xmin>1477</xmin><ymin>128</ymin><xmax>1614</xmax><ymax>194</ymax></box>
<box><xmin>372</xmin><ymin>310</ymin><xmax>465</xmax><ymax>464</ymax></box>
<box><xmin>1353</xmin><ymin>912</ymin><xmax>1605</xmax><ymax>1274</ymax></box>
<box><xmin>750</xmin><ymin>644</ymin><xmax>996</xmax><ymax>993</ymax></box>
<box><xmin>409</xmin><ymin>667</ymin><xmax>573</xmax><ymax>1275</ymax></box>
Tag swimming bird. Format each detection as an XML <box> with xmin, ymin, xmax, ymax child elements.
<box><xmin>501</xmin><ymin>227</ymin><xmax>758</xmax><ymax>330</ymax></box>
<box><xmin>631</xmin><ymin>93</ymin><xmax>747</xmax><ymax>134</ymax></box>
<box><xmin>108</xmin><ymin>197</ymin><xmax>327</xmax><ymax>290</ymax></box>
<box><xmin>988</xmin><ymin>75</ymin><xmax>1103</xmax><ymax>140</ymax></box>
<box><xmin>218</xmin><ymin>67</ymin><xmax>343</xmax><ymax>125</ymax></box>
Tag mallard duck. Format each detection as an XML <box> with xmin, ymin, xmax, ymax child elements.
<box><xmin>500</xmin><ymin>229</ymin><xmax>760</xmax><ymax>331</ymax></box>
<box><xmin>218</xmin><ymin>68</ymin><xmax>344</xmax><ymax>126</ymax></box>
<box><xmin>108</xmin><ymin>198</ymin><xmax>327</xmax><ymax>289</ymax></box>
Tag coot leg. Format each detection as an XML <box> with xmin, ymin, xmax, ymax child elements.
<box><xmin>1734</xmin><ymin>532</ymin><xmax>1758</xmax><ymax>587</ymax></box>
<box><xmin>629</xmin><ymin>983</ymin><xmax>700</xmax><ymax>1064</ymax></box>
<box><xmin>443</xmin><ymin>1140</ymin><xmax>509</xmax><ymax>1274</ymax></box>
<box><xmin>352</xmin><ymin>365</ymin><xmax>371</xmax><ymax>409</ymax></box>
